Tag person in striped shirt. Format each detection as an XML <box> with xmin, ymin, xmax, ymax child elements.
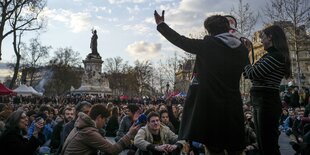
<box><xmin>243</xmin><ymin>25</ymin><xmax>291</xmax><ymax>155</ymax></box>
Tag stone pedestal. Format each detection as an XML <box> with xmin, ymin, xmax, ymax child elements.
<box><xmin>71</xmin><ymin>54</ymin><xmax>111</xmax><ymax>96</ymax></box>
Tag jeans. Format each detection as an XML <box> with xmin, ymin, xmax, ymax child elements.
<box><xmin>251</xmin><ymin>90</ymin><xmax>282</xmax><ymax>155</ymax></box>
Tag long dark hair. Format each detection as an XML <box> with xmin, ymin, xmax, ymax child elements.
<box><xmin>263</xmin><ymin>25</ymin><xmax>291</xmax><ymax>79</ymax></box>
<box><xmin>2</xmin><ymin>110</ymin><xmax>26</xmax><ymax>136</ymax></box>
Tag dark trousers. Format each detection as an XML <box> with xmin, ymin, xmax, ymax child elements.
<box><xmin>251</xmin><ymin>90</ymin><xmax>282</xmax><ymax>155</ymax></box>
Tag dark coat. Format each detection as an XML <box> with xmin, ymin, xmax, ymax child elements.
<box><xmin>50</xmin><ymin>120</ymin><xmax>65</xmax><ymax>151</ymax></box>
<box><xmin>157</xmin><ymin>23</ymin><xmax>249</xmax><ymax>151</ymax></box>
<box><xmin>105</xmin><ymin>115</ymin><xmax>119</xmax><ymax>137</ymax></box>
<box><xmin>0</xmin><ymin>128</ymin><xmax>41</xmax><ymax>155</ymax></box>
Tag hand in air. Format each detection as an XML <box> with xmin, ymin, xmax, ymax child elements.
<box><xmin>154</xmin><ymin>10</ymin><xmax>165</xmax><ymax>25</ymax></box>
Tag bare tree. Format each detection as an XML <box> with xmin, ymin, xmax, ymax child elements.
<box><xmin>134</xmin><ymin>60</ymin><xmax>154</xmax><ymax>96</ymax></box>
<box><xmin>44</xmin><ymin>47</ymin><xmax>82</xmax><ymax>96</ymax></box>
<box><xmin>0</xmin><ymin>0</ymin><xmax>46</xmax><ymax>60</ymax></box>
<box><xmin>230</xmin><ymin>0</ymin><xmax>259</xmax><ymax>100</ymax></box>
<box><xmin>264</xmin><ymin>0</ymin><xmax>310</xmax><ymax>88</ymax></box>
<box><xmin>103</xmin><ymin>57</ymin><xmax>128</xmax><ymax>74</ymax></box>
<box><xmin>103</xmin><ymin>57</ymin><xmax>133</xmax><ymax>96</ymax></box>
<box><xmin>156</xmin><ymin>52</ymin><xmax>183</xmax><ymax>94</ymax></box>
<box><xmin>5</xmin><ymin>0</ymin><xmax>46</xmax><ymax>88</ymax></box>
<box><xmin>22</xmin><ymin>37</ymin><xmax>51</xmax><ymax>85</ymax></box>
<box><xmin>230</xmin><ymin>0</ymin><xmax>259</xmax><ymax>38</ymax></box>
<box><xmin>52</xmin><ymin>47</ymin><xmax>81</xmax><ymax>67</ymax></box>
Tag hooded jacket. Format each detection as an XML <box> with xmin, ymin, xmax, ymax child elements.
<box><xmin>157</xmin><ymin>22</ymin><xmax>249</xmax><ymax>151</ymax></box>
<box><xmin>61</xmin><ymin>112</ymin><xmax>133</xmax><ymax>155</ymax></box>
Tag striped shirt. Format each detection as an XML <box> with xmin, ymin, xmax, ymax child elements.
<box><xmin>243</xmin><ymin>47</ymin><xmax>285</xmax><ymax>90</ymax></box>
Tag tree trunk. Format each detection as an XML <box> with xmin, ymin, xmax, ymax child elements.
<box><xmin>10</xmin><ymin>55</ymin><xmax>21</xmax><ymax>89</ymax></box>
<box><xmin>9</xmin><ymin>27</ymin><xmax>22</xmax><ymax>89</ymax></box>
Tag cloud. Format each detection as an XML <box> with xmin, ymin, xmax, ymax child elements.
<box><xmin>108</xmin><ymin>0</ymin><xmax>145</xmax><ymax>4</ymax></box>
<box><xmin>41</xmin><ymin>7</ymin><xmax>92</xmax><ymax>33</ymax></box>
<box><xmin>152</xmin><ymin>0</ymin><xmax>230</xmax><ymax>37</ymax></box>
<box><xmin>69</xmin><ymin>12</ymin><xmax>92</xmax><ymax>32</ymax></box>
<box><xmin>126</xmin><ymin>5</ymin><xmax>141</xmax><ymax>14</ymax></box>
<box><xmin>91</xmin><ymin>6</ymin><xmax>112</xmax><ymax>14</ymax></box>
<box><xmin>122</xmin><ymin>24</ymin><xmax>151</xmax><ymax>33</ymax></box>
<box><xmin>126</xmin><ymin>41</ymin><xmax>162</xmax><ymax>61</ymax></box>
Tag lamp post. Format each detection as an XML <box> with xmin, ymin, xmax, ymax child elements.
<box><xmin>166</xmin><ymin>82</ymin><xmax>170</xmax><ymax>95</ymax></box>
<box><xmin>300</xmin><ymin>73</ymin><xmax>306</xmax><ymax>88</ymax></box>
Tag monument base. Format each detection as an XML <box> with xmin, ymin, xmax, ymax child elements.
<box><xmin>71</xmin><ymin>53</ymin><xmax>112</xmax><ymax>96</ymax></box>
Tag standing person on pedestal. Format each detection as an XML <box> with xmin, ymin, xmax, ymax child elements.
<box><xmin>154</xmin><ymin>10</ymin><xmax>249</xmax><ymax>154</ymax></box>
<box><xmin>90</xmin><ymin>29</ymin><xmax>99</xmax><ymax>56</ymax></box>
<box><xmin>243</xmin><ymin>25</ymin><xmax>291</xmax><ymax>155</ymax></box>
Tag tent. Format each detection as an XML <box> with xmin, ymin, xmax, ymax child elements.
<box><xmin>28</xmin><ymin>86</ymin><xmax>43</xmax><ymax>96</ymax></box>
<box><xmin>13</xmin><ymin>85</ymin><xmax>41</xmax><ymax>96</ymax></box>
<box><xmin>0</xmin><ymin>83</ymin><xmax>15</xmax><ymax>95</ymax></box>
<box><xmin>120</xmin><ymin>95</ymin><xmax>129</xmax><ymax>100</ymax></box>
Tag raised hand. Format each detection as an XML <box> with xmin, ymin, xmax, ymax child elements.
<box><xmin>127</xmin><ymin>123</ymin><xmax>141</xmax><ymax>138</ymax></box>
<box><xmin>33</xmin><ymin>118</ymin><xmax>44</xmax><ymax>138</ymax></box>
<box><xmin>154</xmin><ymin>10</ymin><xmax>165</xmax><ymax>25</ymax></box>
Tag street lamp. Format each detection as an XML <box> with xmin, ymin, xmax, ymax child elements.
<box><xmin>166</xmin><ymin>82</ymin><xmax>170</xmax><ymax>94</ymax></box>
<box><xmin>300</xmin><ymin>73</ymin><xmax>306</xmax><ymax>87</ymax></box>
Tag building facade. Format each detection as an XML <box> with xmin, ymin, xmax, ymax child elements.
<box><xmin>174</xmin><ymin>59</ymin><xmax>195</xmax><ymax>93</ymax></box>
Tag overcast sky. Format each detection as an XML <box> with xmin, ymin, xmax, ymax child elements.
<box><xmin>2</xmin><ymin>0</ymin><xmax>268</xmax><ymax>65</ymax></box>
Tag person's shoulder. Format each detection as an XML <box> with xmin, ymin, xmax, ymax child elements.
<box><xmin>268</xmin><ymin>52</ymin><xmax>285</xmax><ymax>62</ymax></box>
<box><xmin>0</xmin><ymin>129</ymin><xmax>22</xmax><ymax>141</ymax></box>
<box><xmin>122</xmin><ymin>115</ymin><xmax>131</xmax><ymax>121</ymax></box>
<box><xmin>64</xmin><ymin>120</ymin><xmax>75</xmax><ymax>127</ymax></box>
<box><xmin>160</xmin><ymin>124</ymin><xmax>171</xmax><ymax>131</ymax></box>
<box><xmin>79</xmin><ymin>126</ymin><xmax>98</xmax><ymax>134</ymax></box>
<box><xmin>203</xmin><ymin>35</ymin><xmax>214</xmax><ymax>41</ymax></box>
<box><xmin>203</xmin><ymin>35</ymin><xmax>227</xmax><ymax>46</ymax></box>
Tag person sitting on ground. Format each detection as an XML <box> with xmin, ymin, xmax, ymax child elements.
<box><xmin>27</xmin><ymin>105</ymin><xmax>54</xmax><ymax>143</ymax></box>
<box><xmin>243</xmin><ymin>112</ymin><xmax>259</xmax><ymax>155</ymax></box>
<box><xmin>0</xmin><ymin>110</ymin><xmax>44</xmax><ymax>155</ymax></box>
<box><xmin>105</xmin><ymin>106</ymin><xmax>120</xmax><ymax>137</ymax></box>
<box><xmin>134</xmin><ymin>112</ymin><xmax>185</xmax><ymax>155</ymax></box>
<box><xmin>159</xmin><ymin>109</ymin><xmax>176</xmax><ymax>133</ymax></box>
<box><xmin>50</xmin><ymin>106</ymin><xmax>75</xmax><ymax>153</ymax></box>
<box><xmin>61</xmin><ymin>104</ymin><xmax>140</xmax><ymax>155</ymax></box>
<box><xmin>58</xmin><ymin>101</ymin><xmax>92</xmax><ymax>153</ymax></box>
<box><xmin>115</xmin><ymin>103</ymin><xmax>141</xmax><ymax>142</ymax></box>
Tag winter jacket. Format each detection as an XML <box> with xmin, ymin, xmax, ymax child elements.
<box><xmin>61</xmin><ymin>112</ymin><xmax>133</xmax><ymax>155</ymax></box>
<box><xmin>134</xmin><ymin>124</ymin><xmax>185</xmax><ymax>155</ymax></box>
<box><xmin>115</xmin><ymin>115</ymin><xmax>132</xmax><ymax>142</ymax></box>
<box><xmin>0</xmin><ymin>128</ymin><xmax>41</xmax><ymax>155</ymax></box>
<box><xmin>105</xmin><ymin>115</ymin><xmax>119</xmax><ymax>137</ymax></box>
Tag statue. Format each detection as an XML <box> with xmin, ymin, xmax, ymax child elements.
<box><xmin>90</xmin><ymin>29</ymin><xmax>99</xmax><ymax>55</ymax></box>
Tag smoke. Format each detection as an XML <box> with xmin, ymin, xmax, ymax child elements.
<box><xmin>35</xmin><ymin>69</ymin><xmax>54</xmax><ymax>93</ymax></box>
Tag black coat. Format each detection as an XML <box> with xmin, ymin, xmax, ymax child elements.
<box><xmin>157</xmin><ymin>23</ymin><xmax>249</xmax><ymax>151</ymax></box>
<box><xmin>0</xmin><ymin>128</ymin><xmax>41</xmax><ymax>155</ymax></box>
<box><xmin>50</xmin><ymin>120</ymin><xmax>65</xmax><ymax>150</ymax></box>
<box><xmin>105</xmin><ymin>115</ymin><xmax>119</xmax><ymax>137</ymax></box>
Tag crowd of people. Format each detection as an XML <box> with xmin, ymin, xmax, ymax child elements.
<box><xmin>0</xmin><ymin>90</ymin><xmax>308</xmax><ymax>155</ymax></box>
<box><xmin>0</xmin><ymin>95</ymin><xmax>188</xmax><ymax>155</ymax></box>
